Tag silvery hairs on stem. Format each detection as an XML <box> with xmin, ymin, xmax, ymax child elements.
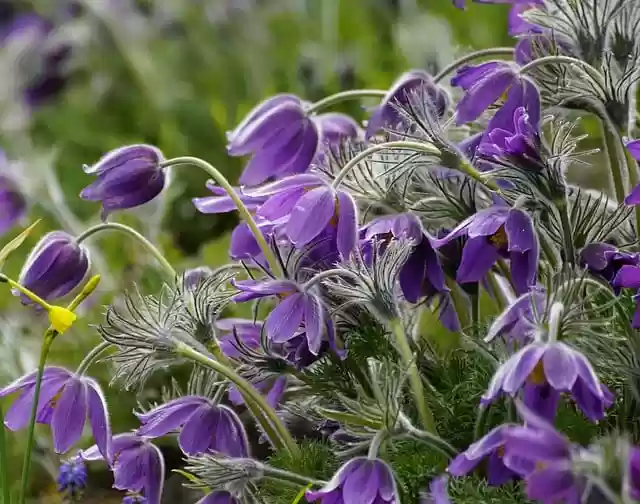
<box><xmin>184</xmin><ymin>454</ymin><xmax>263</xmax><ymax>497</ymax></box>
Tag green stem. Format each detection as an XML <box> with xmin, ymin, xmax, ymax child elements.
<box><xmin>76</xmin><ymin>223</ymin><xmax>176</xmax><ymax>280</ymax></box>
<box><xmin>473</xmin><ymin>405</ymin><xmax>490</xmax><ymax>442</ymax></box>
<box><xmin>0</xmin><ymin>406</ymin><xmax>10</xmax><ymax>504</ymax></box>
<box><xmin>244</xmin><ymin>400</ymin><xmax>285</xmax><ymax>452</ymax></box>
<box><xmin>260</xmin><ymin>464</ymin><xmax>326</xmax><ymax>487</ymax></box>
<box><xmin>433</xmin><ymin>47</ymin><xmax>516</xmax><ymax>83</ymax></box>
<box><xmin>162</xmin><ymin>157</ymin><xmax>284</xmax><ymax>278</ymax></box>
<box><xmin>399</xmin><ymin>422</ymin><xmax>458</xmax><ymax>459</ymax></box>
<box><xmin>446</xmin><ymin>278</ymin><xmax>469</xmax><ymax>329</ymax></box>
<box><xmin>556</xmin><ymin>199</ymin><xmax>576</xmax><ymax>265</ymax></box>
<box><xmin>175</xmin><ymin>342</ymin><xmax>298</xmax><ymax>457</ymax></box>
<box><xmin>470</xmin><ymin>291</ymin><xmax>480</xmax><ymax>337</ymax></box>
<box><xmin>389</xmin><ymin>318</ymin><xmax>436</xmax><ymax>433</ymax></box>
<box><xmin>367</xmin><ymin>429</ymin><xmax>388</xmax><ymax>459</ymax></box>
<box><xmin>18</xmin><ymin>332</ymin><xmax>54</xmax><ymax>504</ymax></box>
<box><xmin>305</xmin><ymin>89</ymin><xmax>387</xmax><ymax>115</ymax></box>
<box><xmin>76</xmin><ymin>341</ymin><xmax>113</xmax><ymax>375</ymax></box>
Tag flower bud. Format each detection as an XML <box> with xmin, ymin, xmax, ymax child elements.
<box><xmin>0</xmin><ymin>173</ymin><xmax>26</xmax><ymax>235</ymax></box>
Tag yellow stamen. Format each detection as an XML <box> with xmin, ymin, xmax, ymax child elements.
<box><xmin>489</xmin><ymin>225</ymin><xmax>509</xmax><ymax>249</ymax></box>
<box><xmin>329</xmin><ymin>196</ymin><xmax>340</xmax><ymax>228</ymax></box>
<box><xmin>528</xmin><ymin>361</ymin><xmax>546</xmax><ymax>385</ymax></box>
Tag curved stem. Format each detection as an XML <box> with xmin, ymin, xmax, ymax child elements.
<box><xmin>175</xmin><ymin>342</ymin><xmax>298</xmax><ymax>457</ymax></box>
<box><xmin>162</xmin><ymin>157</ymin><xmax>283</xmax><ymax>278</ymax></box>
<box><xmin>367</xmin><ymin>429</ymin><xmax>387</xmax><ymax>459</ymax></box>
<box><xmin>76</xmin><ymin>222</ymin><xmax>176</xmax><ymax>280</ymax></box>
<box><xmin>259</xmin><ymin>464</ymin><xmax>326</xmax><ymax>487</ymax></box>
<box><xmin>473</xmin><ymin>405</ymin><xmax>490</xmax><ymax>442</ymax></box>
<box><xmin>433</xmin><ymin>47</ymin><xmax>515</xmax><ymax>84</ymax></box>
<box><xmin>398</xmin><ymin>414</ymin><xmax>458</xmax><ymax>459</ymax></box>
<box><xmin>302</xmin><ymin>268</ymin><xmax>360</xmax><ymax>292</ymax></box>
<box><xmin>0</xmin><ymin>407</ymin><xmax>9</xmax><ymax>504</ymax></box>
<box><xmin>389</xmin><ymin>318</ymin><xmax>436</xmax><ymax>433</ymax></box>
<box><xmin>305</xmin><ymin>89</ymin><xmax>388</xmax><ymax>115</ymax></box>
<box><xmin>519</xmin><ymin>55</ymin><xmax>605</xmax><ymax>87</ymax></box>
<box><xmin>76</xmin><ymin>341</ymin><xmax>113</xmax><ymax>375</ymax></box>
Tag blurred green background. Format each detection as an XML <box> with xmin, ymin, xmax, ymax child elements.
<box><xmin>0</xmin><ymin>0</ymin><xmax>530</xmax><ymax>501</ymax></box>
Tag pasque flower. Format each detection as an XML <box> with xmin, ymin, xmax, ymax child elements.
<box><xmin>136</xmin><ymin>396</ymin><xmax>249</xmax><ymax>457</ymax></box>
<box><xmin>15</xmin><ymin>231</ymin><xmax>89</xmax><ymax>304</ymax></box>
<box><xmin>623</xmin><ymin>140</ymin><xmax>640</xmax><ymax>205</ymax></box>
<box><xmin>198</xmin><ymin>491</ymin><xmax>240</xmax><ymax>504</ymax></box>
<box><xmin>484</xmin><ymin>286</ymin><xmax>546</xmax><ymax>345</ymax></box>
<box><xmin>0</xmin><ymin>366</ymin><xmax>111</xmax><ymax>457</ymax></box>
<box><xmin>482</xmin><ymin>341</ymin><xmax>613</xmax><ymax>422</ymax></box>
<box><xmin>82</xmin><ymin>433</ymin><xmax>164</xmax><ymax>504</ymax></box>
<box><xmin>366</xmin><ymin>70</ymin><xmax>449</xmax><ymax>138</ymax></box>
<box><xmin>612</xmin><ymin>265</ymin><xmax>640</xmax><ymax>327</ymax></box>
<box><xmin>433</xmin><ymin>206</ymin><xmax>539</xmax><ymax>295</ymax></box>
<box><xmin>581</xmin><ymin>243</ymin><xmax>639</xmax><ymax>292</ymax></box>
<box><xmin>80</xmin><ymin>144</ymin><xmax>166</xmax><ymax>219</ymax></box>
<box><xmin>0</xmin><ymin>167</ymin><xmax>26</xmax><ymax>235</ymax></box>
<box><xmin>306</xmin><ymin>457</ymin><xmax>400</xmax><ymax>503</ymax></box>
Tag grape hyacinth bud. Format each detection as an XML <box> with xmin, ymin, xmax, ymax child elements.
<box><xmin>80</xmin><ymin>144</ymin><xmax>166</xmax><ymax>219</ymax></box>
<box><xmin>16</xmin><ymin>231</ymin><xmax>89</xmax><ymax>304</ymax></box>
<box><xmin>57</xmin><ymin>455</ymin><xmax>87</xmax><ymax>501</ymax></box>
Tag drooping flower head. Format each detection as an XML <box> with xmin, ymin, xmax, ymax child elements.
<box><xmin>612</xmin><ymin>264</ymin><xmax>640</xmax><ymax>328</ymax></box>
<box><xmin>82</xmin><ymin>433</ymin><xmax>164</xmax><ymax>504</ymax></box>
<box><xmin>80</xmin><ymin>144</ymin><xmax>166</xmax><ymax>219</ymax></box>
<box><xmin>433</xmin><ymin>206</ymin><xmax>539</xmax><ymax>295</ymax></box>
<box><xmin>484</xmin><ymin>286</ymin><xmax>547</xmax><ymax>345</ymax></box>
<box><xmin>581</xmin><ymin>243</ymin><xmax>639</xmax><ymax>292</ymax></box>
<box><xmin>366</xmin><ymin>70</ymin><xmax>449</xmax><ymax>138</ymax></box>
<box><xmin>16</xmin><ymin>231</ymin><xmax>90</xmax><ymax>304</ymax></box>
<box><xmin>306</xmin><ymin>457</ymin><xmax>400</xmax><ymax>503</ymax></box>
<box><xmin>0</xmin><ymin>172</ymin><xmax>26</xmax><ymax>236</ymax></box>
<box><xmin>136</xmin><ymin>396</ymin><xmax>249</xmax><ymax>457</ymax></box>
<box><xmin>0</xmin><ymin>367</ymin><xmax>111</xmax><ymax>457</ymax></box>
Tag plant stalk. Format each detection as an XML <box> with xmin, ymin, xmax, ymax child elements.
<box><xmin>305</xmin><ymin>89</ymin><xmax>388</xmax><ymax>115</ymax></box>
<box><xmin>0</xmin><ymin>406</ymin><xmax>10</xmax><ymax>504</ymax></box>
<box><xmin>76</xmin><ymin>341</ymin><xmax>113</xmax><ymax>375</ymax></box>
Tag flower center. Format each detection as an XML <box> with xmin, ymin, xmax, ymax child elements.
<box><xmin>489</xmin><ymin>225</ymin><xmax>508</xmax><ymax>249</ymax></box>
<box><xmin>48</xmin><ymin>386</ymin><xmax>65</xmax><ymax>409</ymax></box>
<box><xmin>329</xmin><ymin>196</ymin><xmax>340</xmax><ymax>227</ymax></box>
<box><xmin>528</xmin><ymin>361</ymin><xmax>546</xmax><ymax>385</ymax></box>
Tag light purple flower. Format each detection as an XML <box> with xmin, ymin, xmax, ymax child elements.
<box><xmin>15</xmin><ymin>231</ymin><xmax>90</xmax><ymax>304</ymax></box>
<box><xmin>80</xmin><ymin>145</ymin><xmax>166</xmax><ymax>219</ymax></box>
<box><xmin>0</xmin><ymin>171</ymin><xmax>26</xmax><ymax>236</ymax></box>
<box><xmin>182</xmin><ymin>266</ymin><xmax>214</xmax><ymax>291</ymax></box>
<box><xmin>192</xmin><ymin>181</ymin><xmax>267</xmax><ymax>214</ymax></box>
<box><xmin>82</xmin><ymin>433</ymin><xmax>164</xmax><ymax>504</ymax></box>
<box><xmin>306</xmin><ymin>457</ymin><xmax>399</xmax><ymax>503</ymax></box>
<box><xmin>198</xmin><ymin>491</ymin><xmax>240</xmax><ymax>504</ymax></box>
<box><xmin>135</xmin><ymin>396</ymin><xmax>248</xmax><ymax>457</ymax></box>
<box><xmin>433</xmin><ymin>206</ymin><xmax>539</xmax><ymax>295</ymax></box>
<box><xmin>484</xmin><ymin>286</ymin><xmax>546</xmax><ymax>344</ymax></box>
<box><xmin>507</xmin><ymin>0</ymin><xmax>544</xmax><ymax>35</ymax></box>
<box><xmin>624</xmin><ymin>140</ymin><xmax>640</xmax><ymax>205</ymax></box>
<box><xmin>0</xmin><ymin>367</ymin><xmax>111</xmax><ymax>457</ymax></box>
<box><xmin>422</xmin><ymin>476</ymin><xmax>451</xmax><ymax>504</ymax></box>
<box><xmin>612</xmin><ymin>265</ymin><xmax>640</xmax><ymax>327</ymax></box>
<box><xmin>482</xmin><ymin>342</ymin><xmax>613</xmax><ymax>422</ymax></box>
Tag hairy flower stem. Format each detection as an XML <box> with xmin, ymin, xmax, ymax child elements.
<box><xmin>161</xmin><ymin>157</ymin><xmax>284</xmax><ymax>278</ymax></box>
<box><xmin>305</xmin><ymin>89</ymin><xmax>388</xmax><ymax>115</ymax></box>
<box><xmin>367</xmin><ymin>429</ymin><xmax>388</xmax><ymax>459</ymax></box>
<box><xmin>433</xmin><ymin>47</ymin><xmax>515</xmax><ymax>83</ymax></box>
<box><xmin>76</xmin><ymin>222</ymin><xmax>177</xmax><ymax>280</ymax></box>
<box><xmin>175</xmin><ymin>342</ymin><xmax>299</xmax><ymax>457</ymax></box>
<box><xmin>260</xmin><ymin>464</ymin><xmax>326</xmax><ymax>487</ymax></box>
<box><xmin>302</xmin><ymin>268</ymin><xmax>361</xmax><ymax>292</ymax></box>
<box><xmin>601</xmin><ymin>118</ymin><xmax>628</xmax><ymax>203</ymax></box>
<box><xmin>0</xmin><ymin>407</ymin><xmax>9</xmax><ymax>504</ymax></box>
<box><xmin>389</xmin><ymin>318</ymin><xmax>436</xmax><ymax>434</ymax></box>
<box><xmin>519</xmin><ymin>55</ymin><xmax>606</xmax><ymax>88</ymax></box>
<box><xmin>398</xmin><ymin>414</ymin><xmax>458</xmax><ymax>459</ymax></box>
<box><xmin>556</xmin><ymin>199</ymin><xmax>576</xmax><ymax>265</ymax></box>
<box><xmin>76</xmin><ymin>341</ymin><xmax>113</xmax><ymax>375</ymax></box>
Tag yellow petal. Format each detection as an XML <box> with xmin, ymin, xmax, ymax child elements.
<box><xmin>48</xmin><ymin>306</ymin><xmax>77</xmax><ymax>334</ymax></box>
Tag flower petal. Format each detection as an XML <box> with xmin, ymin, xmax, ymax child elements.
<box><xmin>457</xmin><ymin>236</ymin><xmax>500</xmax><ymax>284</ymax></box>
<box><xmin>542</xmin><ymin>344</ymin><xmax>578</xmax><ymax>390</ymax></box>
<box><xmin>51</xmin><ymin>378</ymin><xmax>88</xmax><ymax>453</ymax></box>
<box><xmin>502</xmin><ymin>344</ymin><xmax>545</xmax><ymax>394</ymax></box>
<box><xmin>86</xmin><ymin>378</ymin><xmax>112</xmax><ymax>461</ymax></box>
<box><xmin>266</xmin><ymin>293</ymin><xmax>305</xmax><ymax>343</ymax></box>
<box><xmin>336</xmin><ymin>191</ymin><xmax>357</xmax><ymax>260</ymax></box>
<box><xmin>136</xmin><ymin>396</ymin><xmax>208</xmax><ymax>438</ymax></box>
<box><xmin>286</xmin><ymin>187</ymin><xmax>335</xmax><ymax>247</ymax></box>
<box><xmin>303</xmin><ymin>294</ymin><xmax>324</xmax><ymax>355</ymax></box>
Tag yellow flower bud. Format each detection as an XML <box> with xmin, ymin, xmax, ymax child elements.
<box><xmin>48</xmin><ymin>306</ymin><xmax>77</xmax><ymax>334</ymax></box>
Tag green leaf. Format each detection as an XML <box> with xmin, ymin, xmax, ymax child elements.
<box><xmin>0</xmin><ymin>220</ymin><xmax>41</xmax><ymax>270</ymax></box>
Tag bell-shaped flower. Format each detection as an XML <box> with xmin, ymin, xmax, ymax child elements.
<box><xmin>80</xmin><ymin>144</ymin><xmax>166</xmax><ymax>219</ymax></box>
<box><xmin>360</xmin><ymin>213</ymin><xmax>460</xmax><ymax>331</ymax></box>
<box><xmin>232</xmin><ymin>278</ymin><xmax>332</xmax><ymax>356</ymax></box>
<box><xmin>424</xmin><ymin>476</ymin><xmax>451</xmax><ymax>504</ymax></box>
<box><xmin>433</xmin><ymin>206</ymin><xmax>539</xmax><ymax>295</ymax></box>
<box><xmin>15</xmin><ymin>231</ymin><xmax>90</xmax><ymax>304</ymax></box>
<box><xmin>581</xmin><ymin>243</ymin><xmax>639</xmax><ymax>292</ymax></box>
<box><xmin>507</xmin><ymin>0</ymin><xmax>544</xmax><ymax>35</ymax></box>
<box><xmin>485</xmin><ymin>286</ymin><xmax>546</xmax><ymax>345</ymax></box>
<box><xmin>448</xmin><ymin>425</ymin><xmax>523</xmax><ymax>486</ymax></box>
<box><xmin>0</xmin><ymin>366</ymin><xmax>111</xmax><ymax>457</ymax></box>
<box><xmin>306</xmin><ymin>457</ymin><xmax>400</xmax><ymax>503</ymax></box>
<box><xmin>366</xmin><ymin>70</ymin><xmax>449</xmax><ymax>138</ymax></box>
<box><xmin>136</xmin><ymin>396</ymin><xmax>248</xmax><ymax>457</ymax></box>
<box><xmin>82</xmin><ymin>433</ymin><xmax>164</xmax><ymax>504</ymax></box>
<box><xmin>482</xmin><ymin>341</ymin><xmax>613</xmax><ymax>422</ymax></box>
<box><xmin>612</xmin><ymin>265</ymin><xmax>640</xmax><ymax>327</ymax></box>
<box><xmin>0</xmin><ymin>169</ymin><xmax>26</xmax><ymax>236</ymax></box>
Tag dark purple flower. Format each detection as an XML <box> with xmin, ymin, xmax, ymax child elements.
<box><xmin>15</xmin><ymin>231</ymin><xmax>89</xmax><ymax>304</ymax></box>
<box><xmin>232</xmin><ymin>278</ymin><xmax>331</xmax><ymax>356</ymax></box>
<box><xmin>246</xmin><ymin>174</ymin><xmax>358</xmax><ymax>260</ymax></box>
<box><xmin>57</xmin><ymin>455</ymin><xmax>87</xmax><ymax>500</ymax></box>
<box><xmin>612</xmin><ymin>265</ymin><xmax>640</xmax><ymax>327</ymax></box>
<box><xmin>360</xmin><ymin>213</ymin><xmax>460</xmax><ymax>331</ymax></box>
<box><xmin>482</xmin><ymin>342</ymin><xmax>613</xmax><ymax>422</ymax></box>
<box><xmin>227</xmin><ymin>94</ymin><xmax>320</xmax><ymax>186</ymax></box>
<box><xmin>485</xmin><ymin>286</ymin><xmax>546</xmax><ymax>345</ymax></box>
<box><xmin>0</xmin><ymin>367</ymin><xmax>111</xmax><ymax>457</ymax></box>
<box><xmin>82</xmin><ymin>433</ymin><xmax>164</xmax><ymax>504</ymax></box>
<box><xmin>136</xmin><ymin>396</ymin><xmax>248</xmax><ymax>457</ymax></box>
<box><xmin>448</xmin><ymin>425</ymin><xmax>521</xmax><ymax>485</ymax></box>
<box><xmin>306</xmin><ymin>457</ymin><xmax>399</xmax><ymax>503</ymax></box>
<box><xmin>198</xmin><ymin>491</ymin><xmax>240</xmax><ymax>504</ymax></box>
<box><xmin>502</xmin><ymin>402</ymin><xmax>581</xmax><ymax>503</ymax></box>
<box><xmin>80</xmin><ymin>145</ymin><xmax>166</xmax><ymax>219</ymax></box>
<box><xmin>581</xmin><ymin>243</ymin><xmax>639</xmax><ymax>292</ymax></box>
<box><xmin>433</xmin><ymin>206</ymin><xmax>539</xmax><ymax>295</ymax></box>
<box><xmin>192</xmin><ymin>181</ymin><xmax>266</xmax><ymax>214</ymax></box>
<box><xmin>366</xmin><ymin>70</ymin><xmax>449</xmax><ymax>138</ymax></box>
<box><xmin>122</xmin><ymin>495</ymin><xmax>147</xmax><ymax>504</ymax></box>
<box><xmin>0</xmin><ymin>172</ymin><xmax>26</xmax><ymax>236</ymax></box>
<box><xmin>228</xmin><ymin>218</ymin><xmax>275</xmax><ymax>264</ymax></box>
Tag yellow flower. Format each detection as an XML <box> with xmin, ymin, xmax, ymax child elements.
<box><xmin>48</xmin><ymin>306</ymin><xmax>77</xmax><ymax>334</ymax></box>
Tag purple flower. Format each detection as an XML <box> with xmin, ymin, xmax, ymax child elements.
<box><xmin>0</xmin><ymin>367</ymin><xmax>111</xmax><ymax>457</ymax></box>
<box><xmin>360</xmin><ymin>213</ymin><xmax>460</xmax><ymax>331</ymax></box>
<box><xmin>227</xmin><ymin>95</ymin><xmax>320</xmax><ymax>186</ymax></box>
<box><xmin>57</xmin><ymin>455</ymin><xmax>87</xmax><ymax>499</ymax></box>
<box><xmin>448</xmin><ymin>425</ymin><xmax>521</xmax><ymax>485</ymax></box>
<box><xmin>136</xmin><ymin>396</ymin><xmax>248</xmax><ymax>457</ymax></box>
<box><xmin>15</xmin><ymin>231</ymin><xmax>90</xmax><ymax>304</ymax></box>
<box><xmin>82</xmin><ymin>433</ymin><xmax>164</xmax><ymax>504</ymax></box>
<box><xmin>423</xmin><ymin>476</ymin><xmax>451</xmax><ymax>504</ymax></box>
<box><xmin>502</xmin><ymin>402</ymin><xmax>581</xmax><ymax>503</ymax></box>
<box><xmin>247</xmin><ymin>174</ymin><xmax>358</xmax><ymax>260</ymax></box>
<box><xmin>612</xmin><ymin>265</ymin><xmax>640</xmax><ymax>327</ymax></box>
<box><xmin>192</xmin><ymin>181</ymin><xmax>266</xmax><ymax>214</ymax></box>
<box><xmin>485</xmin><ymin>286</ymin><xmax>546</xmax><ymax>345</ymax></box>
<box><xmin>366</xmin><ymin>70</ymin><xmax>449</xmax><ymax>138</ymax></box>
<box><xmin>198</xmin><ymin>491</ymin><xmax>240</xmax><ymax>504</ymax></box>
<box><xmin>0</xmin><ymin>172</ymin><xmax>26</xmax><ymax>236</ymax></box>
<box><xmin>182</xmin><ymin>266</ymin><xmax>214</xmax><ymax>291</ymax></box>
<box><xmin>433</xmin><ymin>206</ymin><xmax>539</xmax><ymax>295</ymax></box>
<box><xmin>624</xmin><ymin>140</ymin><xmax>640</xmax><ymax>205</ymax></box>
<box><xmin>507</xmin><ymin>0</ymin><xmax>544</xmax><ymax>35</ymax></box>
<box><xmin>482</xmin><ymin>342</ymin><xmax>613</xmax><ymax>422</ymax></box>
<box><xmin>80</xmin><ymin>145</ymin><xmax>166</xmax><ymax>219</ymax></box>
<box><xmin>306</xmin><ymin>457</ymin><xmax>399</xmax><ymax>503</ymax></box>
<box><xmin>315</xmin><ymin>112</ymin><xmax>361</xmax><ymax>145</ymax></box>
<box><xmin>233</xmin><ymin>278</ymin><xmax>331</xmax><ymax>356</ymax></box>
<box><xmin>581</xmin><ymin>243</ymin><xmax>639</xmax><ymax>292</ymax></box>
